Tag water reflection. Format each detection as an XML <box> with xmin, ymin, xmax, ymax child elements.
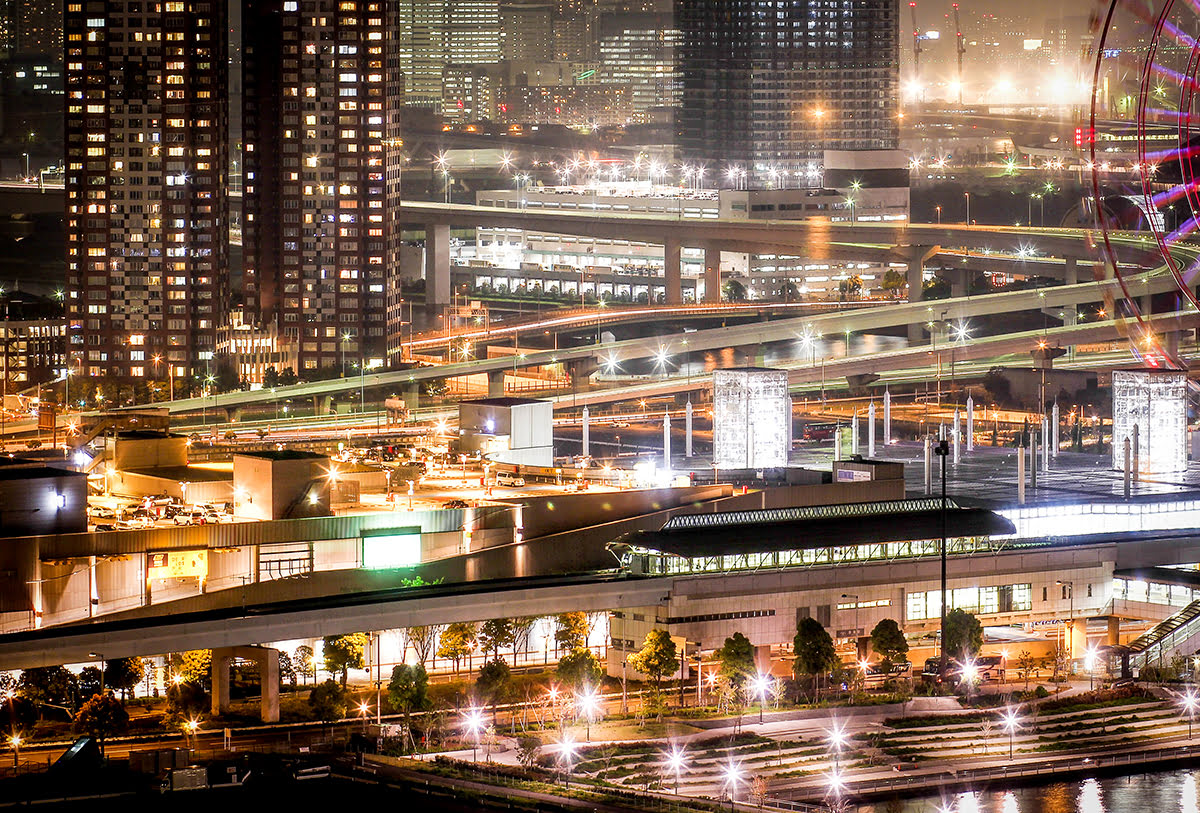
<box><xmin>1078</xmin><ymin>778</ymin><xmax>1105</xmax><ymax>813</ymax></box>
<box><xmin>869</xmin><ymin>768</ymin><xmax>1200</xmax><ymax>812</ymax></box>
<box><xmin>1183</xmin><ymin>774</ymin><xmax>1198</xmax><ymax>813</ymax></box>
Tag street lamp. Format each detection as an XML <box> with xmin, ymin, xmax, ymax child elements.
<box><xmin>1182</xmin><ymin>690</ymin><xmax>1198</xmax><ymax>740</ymax></box>
<box><xmin>1056</xmin><ymin>579</ymin><xmax>1075</xmax><ymax>661</ymax></box>
<box><xmin>358</xmin><ymin>701</ymin><xmax>371</xmax><ymax>732</ymax></box>
<box><xmin>722</xmin><ymin>760</ymin><xmax>743</xmax><ymax>812</ymax></box>
<box><xmin>578</xmin><ymin>686</ymin><xmax>601</xmax><ymax>741</ymax></box>
<box><xmin>1084</xmin><ymin>646</ymin><xmax>1099</xmax><ymax>691</ymax></box>
<box><xmin>964</xmin><ymin>191</ymin><xmax>971</xmax><ymax>225</ymax></box>
<box><xmin>558</xmin><ymin>736</ymin><xmax>579</xmax><ymax>789</ymax></box>
<box><xmin>663</xmin><ymin>743</ymin><xmax>687</xmax><ymax>794</ymax></box>
<box><xmin>1002</xmin><ymin>706</ymin><xmax>1021</xmax><ymax>758</ymax></box>
<box><xmin>751</xmin><ymin>674</ymin><xmax>771</xmax><ymax>724</ymax></box>
<box><xmin>826</xmin><ymin>723</ymin><xmax>847</xmax><ymax>771</ymax></box>
<box><xmin>88</xmin><ymin>651</ymin><xmax>106</xmax><ymax>695</ymax></box>
<box><xmin>462</xmin><ymin>707</ymin><xmax>485</xmax><ymax>761</ymax></box>
<box><xmin>186</xmin><ymin>718</ymin><xmax>200</xmax><ymax>749</ymax></box>
<box><xmin>8</xmin><ymin>733</ymin><xmax>19</xmax><ymax>767</ymax></box>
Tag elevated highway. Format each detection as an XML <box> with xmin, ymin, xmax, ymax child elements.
<box><xmin>154</xmin><ymin>267</ymin><xmax>1180</xmax><ymax>416</ymax></box>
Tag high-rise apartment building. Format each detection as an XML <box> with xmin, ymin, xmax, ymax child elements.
<box><xmin>242</xmin><ymin>0</ymin><xmax>402</xmax><ymax>374</ymax></box>
<box><xmin>64</xmin><ymin>0</ymin><xmax>230</xmax><ymax>389</ymax></box>
<box><xmin>399</xmin><ymin>0</ymin><xmax>503</xmax><ymax>113</ymax></box>
<box><xmin>677</xmin><ymin>0</ymin><xmax>899</xmax><ymax>173</ymax></box>
<box><xmin>596</xmin><ymin>12</ymin><xmax>678</xmax><ymax>119</ymax></box>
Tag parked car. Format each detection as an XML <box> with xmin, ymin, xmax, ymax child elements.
<box><xmin>89</xmin><ymin>505</ymin><xmax>116</xmax><ymax>519</ymax></box>
<box><xmin>495</xmin><ymin>471</ymin><xmax>525</xmax><ymax>487</ymax></box>
<box><xmin>173</xmin><ymin>510</ymin><xmax>206</xmax><ymax>525</ymax></box>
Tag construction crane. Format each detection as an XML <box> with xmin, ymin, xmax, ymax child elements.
<box><xmin>909</xmin><ymin>2</ymin><xmax>922</xmax><ymax>86</ymax></box>
<box><xmin>952</xmin><ymin>2</ymin><xmax>966</xmax><ymax>106</ymax></box>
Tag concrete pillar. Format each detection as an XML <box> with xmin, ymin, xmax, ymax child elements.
<box><xmin>1063</xmin><ymin>258</ymin><xmax>1079</xmax><ymax>326</ymax></box>
<box><xmin>1017</xmin><ymin>444</ymin><xmax>1026</xmax><ymax>504</ymax></box>
<box><xmin>211</xmin><ymin>651</ymin><xmax>233</xmax><ymax>717</ymax></box>
<box><xmin>1041</xmin><ymin>417</ymin><xmax>1050</xmax><ymax>471</ymax></box>
<box><xmin>906</xmin><ymin>260</ymin><xmax>925</xmax><ymax>303</ymax></box>
<box><xmin>952</xmin><ymin>408</ymin><xmax>960</xmax><ymax>466</ymax></box>
<box><xmin>867</xmin><ymin>401</ymin><xmax>876</xmax><ymax>457</ymax></box>
<box><xmin>425</xmin><ymin>223</ymin><xmax>451</xmax><ymax>310</ymax></box>
<box><xmin>1141</xmin><ymin>294</ymin><xmax>1153</xmax><ymax>318</ymax></box>
<box><xmin>664</xmin><ymin>236</ymin><xmax>683</xmax><ymax>306</ymax></box>
<box><xmin>950</xmin><ymin>271</ymin><xmax>968</xmax><ymax>299</ymax></box>
<box><xmin>403</xmin><ymin>382</ymin><xmax>420</xmax><ymax>411</ymax></box>
<box><xmin>965</xmin><ymin>394</ymin><xmax>974</xmax><ymax>452</ymax></box>
<box><xmin>1052</xmin><ymin>402</ymin><xmax>1060</xmax><ymax>456</ymax></box>
<box><xmin>883</xmin><ymin>389</ymin><xmax>891</xmax><ymax>445</ymax></box>
<box><xmin>685</xmin><ymin>400</ymin><xmax>693</xmax><ymax>457</ymax></box>
<box><xmin>567</xmin><ymin>358</ymin><xmax>598</xmax><ymax>388</ymax></box>
<box><xmin>487</xmin><ymin>369</ymin><xmax>505</xmax><ymax>398</ymax></box>
<box><xmin>663</xmin><ymin>411</ymin><xmax>672</xmax><ymax>466</ymax></box>
<box><xmin>1165</xmin><ymin>329</ymin><xmax>1181</xmax><ymax>358</ymax></box>
<box><xmin>1070</xmin><ymin>618</ymin><xmax>1087</xmax><ymax>659</ymax></box>
<box><xmin>260</xmin><ymin>649</ymin><xmax>280</xmax><ymax>723</ymax></box>
<box><xmin>314</xmin><ymin>394</ymin><xmax>332</xmax><ymax>416</ymax></box>
<box><xmin>851</xmin><ymin>411</ymin><xmax>859</xmax><ymax>455</ymax></box>
<box><xmin>211</xmin><ymin>646</ymin><xmax>280</xmax><ymax>722</ymax></box>
<box><xmin>222</xmin><ymin>407</ymin><xmax>242</xmax><ymax>423</ymax></box>
<box><xmin>1107</xmin><ymin>616</ymin><xmax>1120</xmax><ymax>646</ymax></box>
<box><xmin>582</xmin><ymin>406</ymin><xmax>590</xmax><ymax>458</ymax></box>
<box><xmin>923</xmin><ymin>435</ymin><xmax>932</xmax><ymax>495</ymax></box>
<box><xmin>703</xmin><ymin>245</ymin><xmax>722</xmax><ymax>304</ymax></box>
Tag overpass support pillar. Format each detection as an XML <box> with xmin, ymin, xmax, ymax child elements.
<box><xmin>1062</xmin><ymin>257</ymin><xmax>1078</xmax><ymax>326</ymax></box>
<box><xmin>949</xmin><ymin>271</ymin><xmax>968</xmax><ymax>299</ymax></box>
<box><xmin>1070</xmin><ymin>618</ymin><xmax>1087</xmax><ymax>659</ymax></box>
<box><xmin>487</xmin><ymin>370</ymin><xmax>505</xmax><ymax>398</ymax></box>
<box><xmin>1165</xmin><ymin>328</ymin><xmax>1181</xmax><ymax>358</ymax></box>
<box><xmin>567</xmin><ymin>358</ymin><xmax>598</xmax><ymax>388</ymax></box>
<box><xmin>425</xmin><ymin>223</ymin><xmax>451</xmax><ymax>311</ymax></box>
<box><xmin>221</xmin><ymin>407</ymin><xmax>242</xmax><ymax>423</ymax></box>
<box><xmin>403</xmin><ymin>382</ymin><xmax>421</xmax><ymax>411</ymax></box>
<box><xmin>703</xmin><ymin>244</ymin><xmax>722</xmax><ymax>303</ymax></box>
<box><xmin>898</xmin><ymin>245</ymin><xmax>939</xmax><ymax>343</ymax></box>
<box><xmin>664</xmin><ymin>236</ymin><xmax>683</xmax><ymax>306</ymax></box>
<box><xmin>736</xmin><ymin>344</ymin><xmax>766</xmax><ymax>366</ymax></box>
<box><xmin>212</xmin><ymin>645</ymin><xmax>280</xmax><ymax>723</ymax></box>
<box><xmin>314</xmin><ymin>395</ymin><xmax>332</xmax><ymax>416</ymax></box>
<box><xmin>1107</xmin><ymin>616</ymin><xmax>1120</xmax><ymax>647</ymax></box>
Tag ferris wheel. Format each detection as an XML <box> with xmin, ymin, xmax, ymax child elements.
<box><xmin>1089</xmin><ymin>0</ymin><xmax>1200</xmax><ymax>368</ymax></box>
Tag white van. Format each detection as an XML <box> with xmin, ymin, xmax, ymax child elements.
<box><xmin>495</xmin><ymin>471</ymin><xmax>526</xmax><ymax>487</ymax></box>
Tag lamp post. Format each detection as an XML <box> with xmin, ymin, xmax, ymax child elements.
<box><xmin>88</xmin><ymin>651</ymin><xmax>106</xmax><ymax>695</ymax></box>
<box><xmin>664</xmin><ymin>744</ymin><xmax>687</xmax><ymax>794</ymax></box>
<box><xmin>1183</xmin><ymin>690</ymin><xmax>1198</xmax><ymax>740</ymax></box>
<box><xmin>935</xmin><ymin>205</ymin><xmax>941</xmax><ymax>225</ymax></box>
<box><xmin>9</xmin><ymin>733</ymin><xmax>19</xmax><ymax>768</ymax></box>
<box><xmin>1056</xmin><ymin>579</ymin><xmax>1075</xmax><ymax>661</ymax></box>
<box><xmin>462</xmin><ymin>708</ymin><xmax>485</xmax><ymax>761</ymax></box>
<box><xmin>722</xmin><ymin>760</ymin><xmax>742</xmax><ymax>812</ymax></box>
<box><xmin>934</xmin><ymin>438</ymin><xmax>950</xmax><ymax>681</ymax></box>
<box><xmin>578</xmin><ymin>686</ymin><xmax>600</xmax><ymax>741</ymax></box>
<box><xmin>358</xmin><ymin>702</ymin><xmax>370</xmax><ymax>733</ymax></box>
<box><xmin>1002</xmin><ymin>707</ymin><xmax>1021</xmax><ymax>758</ymax></box>
<box><xmin>1084</xmin><ymin>645</ymin><xmax>1098</xmax><ymax>691</ymax></box>
<box><xmin>559</xmin><ymin>737</ymin><xmax>578</xmax><ymax>789</ymax></box>
<box><xmin>826</xmin><ymin>723</ymin><xmax>846</xmax><ymax>772</ymax></box>
<box><xmin>964</xmin><ymin>192</ymin><xmax>971</xmax><ymax>225</ymax></box>
<box><xmin>751</xmin><ymin>674</ymin><xmax>770</xmax><ymax>724</ymax></box>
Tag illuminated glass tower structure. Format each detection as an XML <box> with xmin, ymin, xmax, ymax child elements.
<box><xmin>242</xmin><ymin>0</ymin><xmax>403</xmax><ymax>374</ymax></box>
<box><xmin>64</xmin><ymin>0</ymin><xmax>230</xmax><ymax>389</ymax></box>
<box><xmin>677</xmin><ymin>0</ymin><xmax>900</xmax><ymax>173</ymax></box>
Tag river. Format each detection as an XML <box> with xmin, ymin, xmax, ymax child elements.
<box><xmin>858</xmin><ymin>767</ymin><xmax>1200</xmax><ymax>812</ymax></box>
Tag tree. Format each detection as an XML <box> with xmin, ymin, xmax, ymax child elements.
<box><xmin>779</xmin><ymin>280</ymin><xmax>800</xmax><ymax>301</ymax></box>
<box><xmin>294</xmin><ymin>645</ymin><xmax>315</xmax><ymax>686</ymax></box>
<box><xmin>388</xmin><ymin>664</ymin><xmax>430</xmax><ymax>752</ymax></box>
<box><xmin>512</xmin><ymin>616</ymin><xmax>538</xmax><ymax>660</ymax></box>
<box><xmin>881</xmin><ymin>269</ymin><xmax>907</xmax><ymax>298</ymax></box>
<box><xmin>78</xmin><ymin>667</ymin><xmax>103</xmax><ymax>698</ymax></box>
<box><xmin>478</xmin><ymin>618</ymin><xmax>515</xmax><ymax>661</ymax></box>
<box><xmin>723</xmin><ymin>279</ymin><xmax>747</xmax><ymax>302</ymax></box>
<box><xmin>627</xmin><ymin>630</ymin><xmax>678</xmax><ymax>693</ymax></box>
<box><xmin>169</xmin><ymin>650</ymin><xmax>213</xmax><ymax>690</ymax></box>
<box><xmin>476</xmin><ymin>658</ymin><xmax>511</xmax><ymax>725</ymax></box>
<box><xmin>278</xmin><ymin>651</ymin><xmax>297</xmax><ymax>689</ymax></box>
<box><xmin>1016</xmin><ymin>649</ymin><xmax>1037</xmax><ymax>690</ymax></box>
<box><xmin>944</xmin><ymin>609</ymin><xmax>984</xmax><ymax>663</ymax></box>
<box><xmin>279</xmin><ymin>366</ymin><xmax>299</xmax><ymax>386</ymax></box>
<box><xmin>309</xmin><ymin>679</ymin><xmax>349</xmax><ymax>724</ymax></box>
<box><xmin>793</xmin><ymin>618</ymin><xmax>838</xmax><ymax>701</ymax></box>
<box><xmin>18</xmin><ymin>666</ymin><xmax>77</xmax><ymax>713</ymax></box>
<box><xmin>922</xmin><ymin>276</ymin><xmax>951</xmax><ymax>300</ymax></box>
<box><xmin>262</xmin><ymin>366</ymin><xmax>280</xmax><ymax>389</ymax></box>
<box><xmin>437</xmin><ymin>622</ymin><xmax>477</xmax><ymax>673</ymax></box>
<box><xmin>407</xmin><ymin>625</ymin><xmax>443</xmax><ymax>668</ymax></box>
<box><xmin>554</xmin><ymin>612</ymin><xmax>589</xmax><ymax>652</ymax></box>
<box><xmin>323</xmin><ymin>633</ymin><xmax>369</xmax><ymax>686</ymax></box>
<box><xmin>716</xmin><ymin>632</ymin><xmax>757</xmax><ymax>695</ymax></box>
<box><xmin>104</xmin><ymin>657</ymin><xmax>144</xmax><ymax>700</ymax></box>
<box><xmin>516</xmin><ymin>735</ymin><xmax>542</xmax><ymax>769</ymax></box>
<box><xmin>74</xmin><ymin>693</ymin><xmax>128</xmax><ymax>752</ymax></box>
<box><xmin>166</xmin><ymin>680</ymin><xmax>208</xmax><ymax>718</ymax></box>
<box><xmin>556</xmin><ymin>648</ymin><xmax>603</xmax><ymax>692</ymax></box>
<box><xmin>869</xmin><ymin>619</ymin><xmax>909</xmax><ymax>669</ymax></box>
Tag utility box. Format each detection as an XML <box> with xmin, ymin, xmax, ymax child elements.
<box><xmin>161</xmin><ymin>766</ymin><xmax>208</xmax><ymax>792</ymax></box>
<box><xmin>232</xmin><ymin>450</ymin><xmax>333</xmax><ymax>520</ymax></box>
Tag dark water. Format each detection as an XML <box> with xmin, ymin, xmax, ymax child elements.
<box><xmin>859</xmin><ymin>768</ymin><xmax>1200</xmax><ymax>812</ymax></box>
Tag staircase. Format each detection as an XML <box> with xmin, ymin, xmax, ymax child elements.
<box><xmin>1126</xmin><ymin>599</ymin><xmax>1200</xmax><ymax>671</ymax></box>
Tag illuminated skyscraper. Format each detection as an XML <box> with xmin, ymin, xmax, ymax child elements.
<box><xmin>64</xmin><ymin>0</ymin><xmax>230</xmax><ymax>389</ymax></box>
<box><xmin>242</xmin><ymin>0</ymin><xmax>403</xmax><ymax>374</ymax></box>
<box><xmin>677</xmin><ymin>0</ymin><xmax>900</xmax><ymax>172</ymax></box>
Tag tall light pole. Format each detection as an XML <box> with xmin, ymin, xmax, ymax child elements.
<box><xmin>1056</xmin><ymin>579</ymin><xmax>1074</xmax><ymax>660</ymax></box>
<box><xmin>1002</xmin><ymin>707</ymin><xmax>1020</xmax><ymax>759</ymax></box>
<box><xmin>964</xmin><ymin>192</ymin><xmax>971</xmax><ymax>226</ymax></box>
<box><xmin>664</xmin><ymin>744</ymin><xmax>687</xmax><ymax>794</ymax></box>
<box><xmin>935</xmin><ymin>438</ymin><xmax>950</xmax><ymax>680</ymax></box>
